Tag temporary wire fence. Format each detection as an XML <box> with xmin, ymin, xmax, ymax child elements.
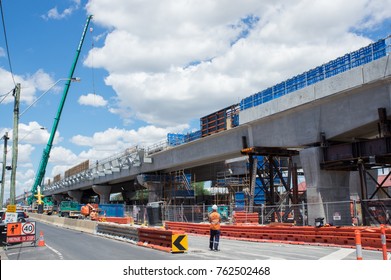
<box><xmin>125</xmin><ymin>198</ymin><xmax>391</xmax><ymax>227</ymax></box>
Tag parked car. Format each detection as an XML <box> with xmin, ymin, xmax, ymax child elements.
<box><xmin>1</xmin><ymin>210</ymin><xmax>29</xmax><ymax>223</ymax></box>
<box><xmin>16</xmin><ymin>211</ymin><xmax>29</xmax><ymax>222</ymax></box>
<box><xmin>0</xmin><ymin>209</ymin><xmax>5</xmax><ymax>222</ymax></box>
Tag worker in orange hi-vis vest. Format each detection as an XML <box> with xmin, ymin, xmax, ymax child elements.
<box><xmin>209</xmin><ymin>204</ymin><xmax>222</xmax><ymax>251</ymax></box>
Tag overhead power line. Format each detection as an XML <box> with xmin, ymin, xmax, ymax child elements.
<box><xmin>0</xmin><ymin>88</ymin><xmax>13</xmax><ymax>104</ymax></box>
<box><xmin>0</xmin><ymin>0</ymin><xmax>16</xmax><ymax>86</ymax></box>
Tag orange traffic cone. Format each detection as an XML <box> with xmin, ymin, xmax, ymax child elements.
<box><xmin>38</xmin><ymin>231</ymin><xmax>45</xmax><ymax>247</ymax></box>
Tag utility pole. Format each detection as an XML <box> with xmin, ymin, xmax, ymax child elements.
<box><xmin>10</xmin><ymin>83</ymin><xmax>20</xmax><ymax>205</ymax></box>
<box><xmin>1</xmin><ymin>132</ymin><xmax>9</xmax><ymax>207</ymax></box>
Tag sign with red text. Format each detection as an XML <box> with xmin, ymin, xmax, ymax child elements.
<box><xmin>6</xmin><ymin>221</ymin><xmax>36</xmax><ymax>244</ymax></box>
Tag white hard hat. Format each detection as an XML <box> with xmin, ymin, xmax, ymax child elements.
<box><xmin>212</xmin><ymin>204</ymin><xmax>218</xmax><ymax>210</ymax></box>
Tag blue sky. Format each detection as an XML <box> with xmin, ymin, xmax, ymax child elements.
<box><xmin>1</xmin><ymin>0</ymin><xmax>391</xmax><ymax>201</ymax></box>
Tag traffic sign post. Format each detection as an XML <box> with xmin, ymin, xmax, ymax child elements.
<box><xmin>4</xmin><ymin>212</ymin><xmax>18</xmax><ymax>223</ymax></box>
<box><xmin>171</xmin><ymin>233</ymin><xmax>188</xmax><ymax>253</ymax></box>
<box><xmin>6</xmin><ymin>221</ymin><xmax>36</xmax><ymax>245</ymax></box>
<box><xmin>6</xmin><ymin>205</ymin><xmax>16</xmax><ymax>212</ymax></box>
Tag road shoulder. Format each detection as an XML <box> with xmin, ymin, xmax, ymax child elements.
<box><xmin>0</xmin><ymin>246</ymin><xmax>9</xmax><ymax>260</ymax></box>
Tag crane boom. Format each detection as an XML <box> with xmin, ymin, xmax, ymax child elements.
<box><xmin>29</xmin><ymin>15</ymin><xmax>93</xmax><ymax>204</ymax></box>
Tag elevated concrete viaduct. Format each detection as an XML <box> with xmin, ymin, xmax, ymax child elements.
<box><xmin>43</xmin><ymin>55</ymin><xmax>391</xmax><ymax>225</ymax></box>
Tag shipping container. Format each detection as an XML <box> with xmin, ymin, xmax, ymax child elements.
<box><xmin>99</xmin><ymin>204</ymin><xmax>125</xmax><ymax>217</ymax></box>
<box><xmin>200</xmin><ymin>104</ymin><xmax>239</xmax><ymax>137</ymax></box>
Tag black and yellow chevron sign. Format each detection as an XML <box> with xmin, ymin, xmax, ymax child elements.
<box><xmin>171</xmin><ymin>234</ymin><xmax>188</xmax><ymax>253</ymax></box>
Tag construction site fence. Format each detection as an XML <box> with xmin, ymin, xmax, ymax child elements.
<box><xmin>124</xmin><ymin>198</ymin><xmax>391</xmax><ymax>226</ymax></box>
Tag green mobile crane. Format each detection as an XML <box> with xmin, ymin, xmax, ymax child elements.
<box><xmin>28</xmin><ymin>15</ymin><xmax>93</xmax><ymax>205</ymax></box>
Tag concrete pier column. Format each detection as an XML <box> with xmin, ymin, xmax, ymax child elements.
<box><xmin>136</xmin><ymin>175</ymin><xmax>163</xmax><ymax>203</ymax></box>
<box><xmin>67</xmin><ymin>190</ymin><xmax>83</xmax><ymax>203</ymax></box>
<box><xmin>92</xmin><ymin>185</ymin><xmax>112</xmax><ymax>204</ymax></box>
<box><xmin>122</xmin><ymin>190</ymin><xmax>137</xmax><ymax>203</ymax></box>
<box><xmin>300</xmin><ymin>147</ymin><xmax>351</xmax><ymax>226</ymax></box>
<box><xmin>147</xmin><ymin>182</ymin><xmax>163</xmax><ymax>203</ymax></box>
<box><xmin>52</xmin><ymin>194</ymin><xmax>64</xmax><ymax>205</ymax></box>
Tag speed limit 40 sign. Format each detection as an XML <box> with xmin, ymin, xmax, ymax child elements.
<box><xmin>22</xmin><ymin>222</ymin><xmax>35</xmax><ymax>235</ymax></box>
<box><xmin>6</xmin><ymin>221</ymin><xmax>36</xmax><ymax>244</ymax></box>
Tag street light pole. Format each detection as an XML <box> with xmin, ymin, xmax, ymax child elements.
<box><xmin>10</xmin><ymin>83</ymin><xmax>21</xmax><ymax>205</ymax></box>
<box><xmin>0</xmin><ymin>132</ymin><xmax>9</xmax><ymax>207</ymax></box>
<box><xmin>18</xmin><ymin>127</ymin><xmax>46</xmax><ymax>143</ymax></box>
<box><xmin>20</xmin><ymin>77</ymin><xmax>80</xmax><ymax>117</ymax></box>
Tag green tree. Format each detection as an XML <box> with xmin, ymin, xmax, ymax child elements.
<box><xmin>193</xmin><ymin>182</ymin><xmax>210</xmax><ymax>196</ymax></box>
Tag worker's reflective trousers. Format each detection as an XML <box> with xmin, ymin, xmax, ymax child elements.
<box><xmin>209</xmin><ymin>229</ymin><xmax>220</xmax><ymax>250</ymax></box>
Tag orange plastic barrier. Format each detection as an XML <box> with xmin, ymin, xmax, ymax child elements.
<box><xmin>137</xmin><ymin>227</ymin><xmax>185</xmax><ymax>253</ymax></box>
<box><xmin>165</xmin><ymin>222</ymin><xmax>391</xmax><ymax>251</ymax></box>
<box><xmin>233</xmin><ymin>212</ymin><xmax>259</xmax><ymax>224</ymax></box>
<box><xmin>98</xmin><ymin>217</ymin><xmax>132</xmax><ymax>224</ymax></box>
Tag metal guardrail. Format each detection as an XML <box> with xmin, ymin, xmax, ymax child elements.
<box><xmin>43</xmin><ymin>145</ymin><xmax>145</xmax><ymax>193</ymax></box>
<box><xmin>96</xmin><ymin>223</ymin><xmax>138</xmax><ymax>242</ymax></box>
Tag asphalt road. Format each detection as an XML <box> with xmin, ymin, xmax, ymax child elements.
<box><xmin>1</xmin><ymin>220</ymin><xmax>388</xmax><ymax>260</ymax></box>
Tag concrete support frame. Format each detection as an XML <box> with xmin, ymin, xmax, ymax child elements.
<box><xmin>52</xmin><ymin>194</ymin><xmax>65</xmax><ymax>205</ymax></box>
<box><xmin>122</xmin><ymin>190</ymin><xmax>137</xmax><ymax>203</ymax></box>
<box><xmin>147</xmin><ymin>182</ymin><xmax>163</xmax><ymax>203</ymax></box>
<box><xmin>92</xmin><ymin>185</ymin><xmax>112</xmax><ymax>204</ymax></box>
<box><xmin>300</xmin><ymin>147</ymin><xmax>351</xmax><ymax>226</ymax></box>
<box><xmin>67</xmin><ymin>190</ymin><xmax>83</xmax><ymax>203</ymax></box>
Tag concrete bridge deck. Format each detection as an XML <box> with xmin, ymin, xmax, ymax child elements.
<box><xmin>38</xmin><ymin>53</ymin><xmax>391</xmax><ymax>226</ymax></box>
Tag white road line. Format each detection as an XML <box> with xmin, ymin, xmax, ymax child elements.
<box><xmin>45</xmin><ymin>243</ymin><xmax>64</xmax><ymax>260</ymax></box>
<box><xmin>318</xmin><ymin>248</ymin><xmax>355</xmax><ymax>260</ymax></box>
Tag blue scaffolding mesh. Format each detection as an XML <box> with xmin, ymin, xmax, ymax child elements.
<box><xmin>241</xmin><ymin>37</ymin><xmax>390</xmax><ymax>110</ymax></box>
<box><xmin>169</xmin><ymin>36</ymin><xmax>390</xmax><ymax>146</ymax></box>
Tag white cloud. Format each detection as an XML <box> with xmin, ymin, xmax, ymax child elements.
<box><xmin>42</xmin><ymin>0</ymin><xmax>81</xmax><ymax>20</ymax></box>
<box><xmin>50</xmin><ymin>165</ymin><xmax>73</xmax><ymax>178</ymax></box>
<box><xmin>0</xmin><ymin>74</ymin><xmax>14</xmax><ymax>105</ymax></box>
<box><xmin>78</xmin><ymin>93</ymin><xmax>108</xmax><ymax>107</ymax></box>
<box><xmin>85</xmin><ymin>0</ymin><xmax>391</xmax><ymax>128</ymax></box>
<box><xmin>0</xmin><ymin>122</ymin><xmax>59</xmax><ymax>164</ymax></box>
<box><xmin>0</xmin><ymin>68</ymin><xmax>58</xmax><ymax>106</ymax></box>
<box><xmin>14</xmin><ymin>168</ymin><xmax>36</xmax><ymax>199</ymax></box>
<box><xmin>49</xmin><ymin>146</ymin><xmax>78</xmax><ymax>165</ymax></box>
<box><xmin>71</xmin><ymin>124</ymin><xmax>188</xmax><ymax>150</ymax></box>
<box><xmin>42</xmin><ymin>124</ymin><xmax>186</xmax><ymax>179</ymax></box>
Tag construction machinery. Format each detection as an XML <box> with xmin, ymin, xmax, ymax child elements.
<box><xmin>81</xmin><ymin>203</ymin><xmax>102</xmax><ymax>220</ymax></box>
<box><xmin>58</xmin><ymin>201</ymin><xmax>82</xmax><ymax>218</ymax></box>
<box><xmin>28</xmin><ymin>15</ymin><xmax>93</xmax><ymax>205</ymax></box>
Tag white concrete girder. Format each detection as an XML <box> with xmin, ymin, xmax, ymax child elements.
<box><xmin>103</xmin><ymin>162</ymin><xmax>112</xmax><ymax>174</ymax></box>
<box><xmin>110</xmin><ymin>159</ymin><xmax>121</xmax><ymax>172</ymax></box>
